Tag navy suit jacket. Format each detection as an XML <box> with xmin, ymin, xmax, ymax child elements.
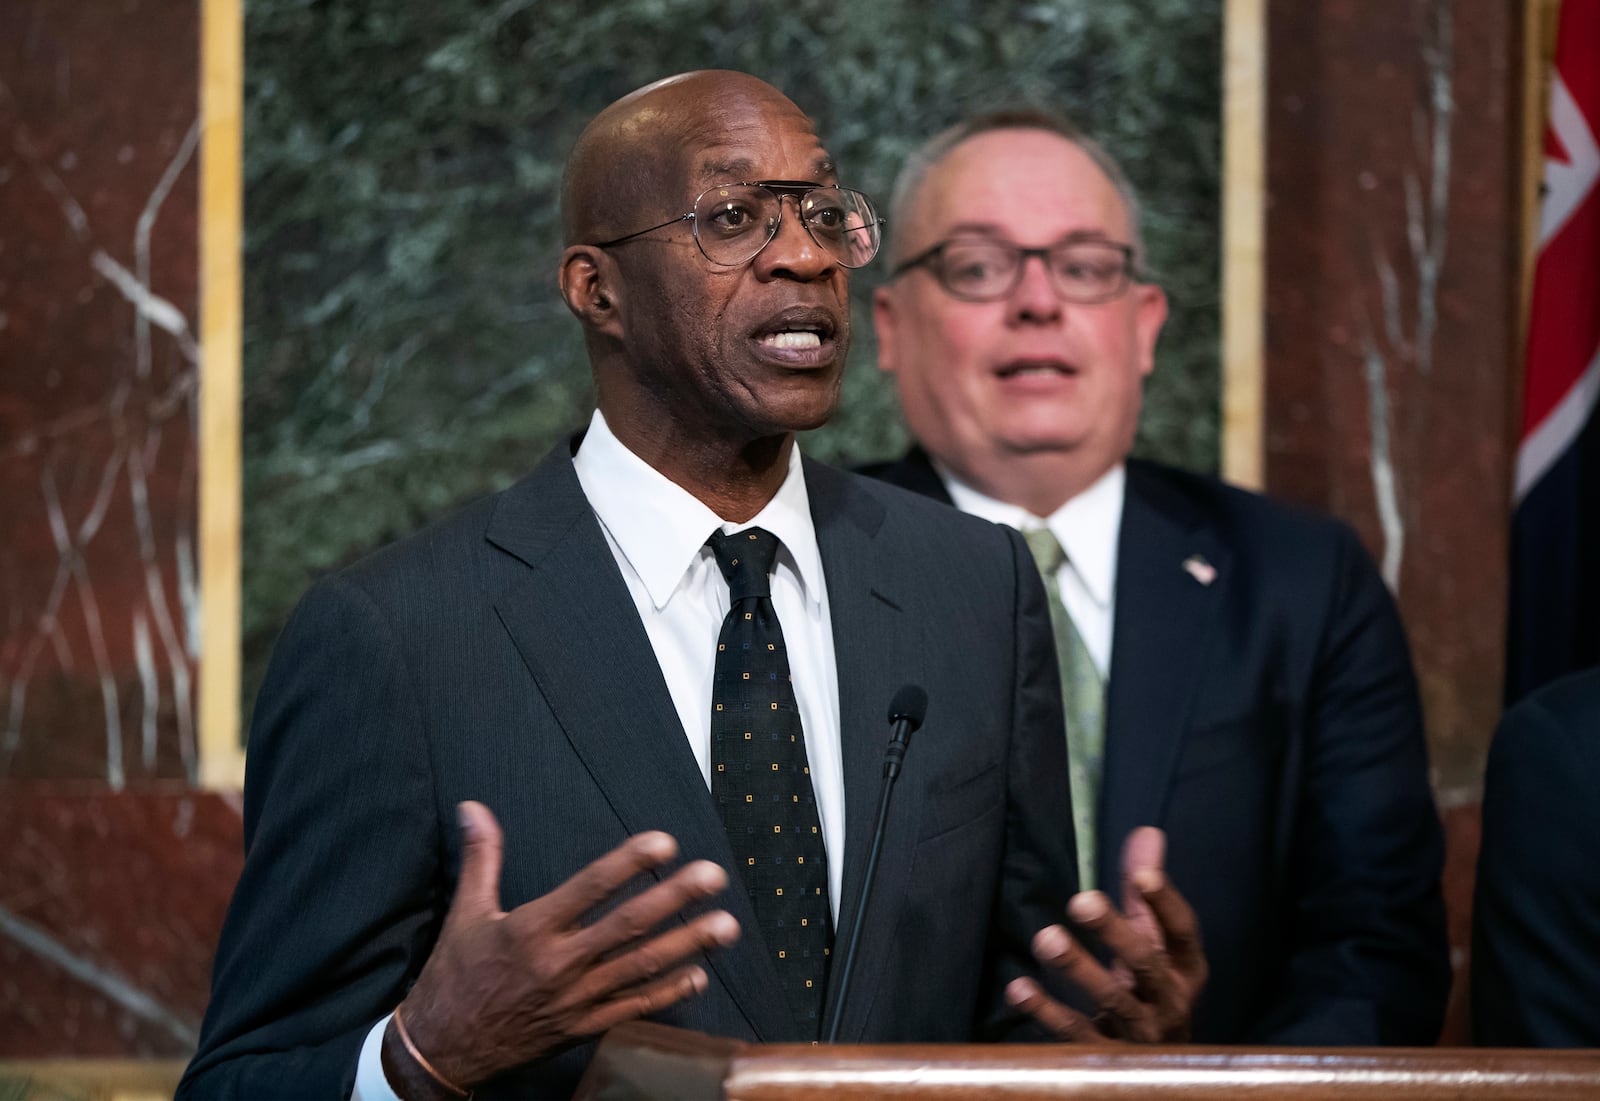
<box><xmin>1472</xmin><ymin>667</ymin><xmax>1600</xmax><ymax>1046</ymax></box>
<box><xmin>181</xmin><ymin>443</ymin><xmax>1078</xmax><ymax>1098</ymax></box>
<box><xmin>860</xmin><ymin>448</ymin><xmax>1450</xmax><ymax>1044</ymax></box>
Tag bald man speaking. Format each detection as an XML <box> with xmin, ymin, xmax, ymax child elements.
<box><xmin>179</xmin><ymin>73</ymin><xmax>1201</xmax><ymax>1100</ymax></box>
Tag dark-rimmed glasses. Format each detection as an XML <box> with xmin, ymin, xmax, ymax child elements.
<box><xmin>889</xmin><ymin>236</ymin><xmax>1136</xmax><ymax>303</ymax></box>
<box><xmin>592</xmin><ymin>181</ymin><xmax>884</xmax><ymax>269</ymax></box>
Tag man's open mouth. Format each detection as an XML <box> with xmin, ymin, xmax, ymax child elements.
<box><xmin>997</xmin><ymin>358</ymin><xmax>1078</xmax><ymax>378</ymax></box>
<box><xmin>753</xmin><ymin>306</ymin><xmax>838</xmax><ymax>350</ymax></box>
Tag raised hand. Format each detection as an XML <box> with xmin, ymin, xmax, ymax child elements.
<box><xmin>1006</xmin><ymin>826</ymin><xmax>1207</xmax><ymax>1043</ymax></box>
<box><xmin>382</xmin><ymin>801</ymin><xmax>740</xmax><ymax>1094</ymax></box>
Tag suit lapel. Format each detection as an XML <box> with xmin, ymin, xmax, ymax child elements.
<box><xmin>485</xmin><ymin>445</ymin><xmax>793</xmax><ymax>1040</ymax></box>
<box><xmin>804</xmin><ymin>461</ymin><xmax>923</xmax><ymax>1041</ymax></box>
<box><xmin>1099</xmin><ymin>463</ymin><xmax>1230</xmax><ymax>883</ymax></box>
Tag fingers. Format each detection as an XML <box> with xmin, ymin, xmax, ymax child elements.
<box><xmin>1035</xmin><ymin>918</ymin><xmax>1150</xmax><ymax>1036</ymax></box>
<box><xmin>411</xmin><ymin>822</ymin><xmax>735</xmax><ymax>1080</ymax></box>
<box><xmin>532</xmin><ymin>855</ymin><xmax>736</xmax><ymax>1046</ymax></box>
<box><xmin>540</xmin><ymin>830</ymin><xmax>682</xmax><ymax>927</ymax></box>
<box><xmin>1069</xmin><ymin>892</ymin><xmax>1177</xmax><ymax>1010</ymax></box>
<box><xmin>584</xmin><ymin>908</ymin><xmax>740</xmax><ymax>998</ymax></box>
<box><xmin>579</xmin><ymin>963</ymin><xmax>713</xmax><ymax>1037</ymax></box>
<box><xmin>510</xmin><ymin>840</ymin><xmax>737</xmax><ymax>1012</ymax></box>
<box><xmin>1120</xmin><ymin>826</ymin><xmax>1166</xmax><ymax>880</ymax></box>
<box><xmin>1065</xmin><ymin>881</ymin><xmax>1206</xmax><ymax>1043</ymax></box>
<box><xmin>1032</xmin><ymin>923</ymin><xmax>1123</xmax><ymax>1010</ymax></box>
<box><xmin>578</xmin><ymin>860</ymin><xmax>735</xmax><ymax>960</ymax></box>
<box><xmin>1130</xmin><ymin>867</ymin><xmax>1208</xmax><ymax>987</ymax></box>
<box><xmin>1004</xmin><ymin>976</ymin><xmax>1110</xmax><ymax>1043</ymax></box>
<box><xmin>1118</xmin><ymin>826</ymin><xmax>1166</xmax><ymax>935</ymax></box>
<box><xmin>448</xmin><ymin>801</ymin><xmax>506</xmax><ymax>924</ymax></box>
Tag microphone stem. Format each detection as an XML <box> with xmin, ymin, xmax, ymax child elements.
<box><xmin>822</xmin><ymin>722</ymin><xmax>909</xmax><ymax>1043</ymax></box>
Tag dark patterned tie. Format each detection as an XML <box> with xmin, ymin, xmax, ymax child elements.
<box><xmin>708</xmin><ymin>526</ymin><xmax>832</xmax><ymax>1037</ymax></box>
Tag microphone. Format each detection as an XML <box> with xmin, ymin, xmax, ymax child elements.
<box><xmin>882</xmin><ymin>684</ymin><xmax>927</xmax><ymax>781</ymax></box>
<box><xmin>822</xmin><ymin>685</ymin><xmax>928</xmax><ymax>1043</ymax></box>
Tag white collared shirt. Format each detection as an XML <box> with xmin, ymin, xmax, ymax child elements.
<box><xmin>571</xmin><ymin>409</ymin><xmax>845</xmax><ymax>912</ymax></box>
<box><xmin>938</xmin><ymin>461</ymin><xmax>1124</xmax><ymax>679</ymax></box>
<box><xmin>355</xmin><ymin>411</ymin><xmax>844</xmax><ymax>1100</ymax></box>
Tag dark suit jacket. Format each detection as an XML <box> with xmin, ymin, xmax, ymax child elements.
<box><xmin>860</xmin><ymin>448</ymin><xmax>1450</xmax><ymax>1044</ymax></box>
<box><xmin>1472</xmin><ymin>667</ymin><xmax>1600</xmax><ymax>1046</ymax></box>
<box><xmin>180</xmin><ymin>444</ymin><xmax>1077</xmax><ymax>1099</ymax></box>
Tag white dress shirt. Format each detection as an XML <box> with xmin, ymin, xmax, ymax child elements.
<box><xmin>571</xmin><ymin>409</ymin><xmax>845</xmax><ymax>909</ymax></box>
<box><xmin>356</xmin><ymin>410</ymin><xmax>843</xmax><ymax>1099</ymax></box>
<box><xmin>937</xmin><ymin>461</ymin><xmax>1125</xmax><ymax>679</ymax></box>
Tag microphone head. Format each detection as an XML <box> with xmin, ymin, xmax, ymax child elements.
<box><xmin>887</xmin><ymin>684</ymin><xmax>928</xmax><ymax>732</ymax></box>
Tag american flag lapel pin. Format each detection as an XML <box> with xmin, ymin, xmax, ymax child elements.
<box><xmin>1182</xmin><ymin>554</ymin><xmax>1217</xmax><ymax>586</ymax></box>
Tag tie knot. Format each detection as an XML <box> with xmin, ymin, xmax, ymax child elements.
<box><xmin>709</xmin><ymin>526</ymin><xmax>780</xmax><ymax>601</ymax></box>
<box><xmin>1022</xmin><ymin>526</ymin><xmax>1067</xmax><ymax>575</ymax></box>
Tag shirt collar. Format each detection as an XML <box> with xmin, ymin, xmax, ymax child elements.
<box><xmin>572</xmin><ymin>409</ymin><xmax>825</xmax><ymax>613</ymax></box>
<box><xmin>937</xmin><ymin>459</ymin><xmax>1124</xmax><ymax>611</ymax></box>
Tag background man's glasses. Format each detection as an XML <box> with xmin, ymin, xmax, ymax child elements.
<box><xmin>890</xmin><ymin>237</ymin><xmax>1136</xmax><ymax>304</ymax></box>
<box><xmin>594</xmin><ymin>181</ymin><xmax>884</xmax><ymax>269</ymax></box>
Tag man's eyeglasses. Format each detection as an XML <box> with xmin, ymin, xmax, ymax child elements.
<box><xmin>889</xmin><ymin>237</ymin><xmax>1136</xmax><ymax>304</ymax></box>
<box><xmin>593</xmin><ymin>181</ymin><xmax>884</xmax><ymax>269</ymax></box>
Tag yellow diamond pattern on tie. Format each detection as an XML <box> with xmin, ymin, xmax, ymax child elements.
<box><xmin>1023</xmin><ymin>526</ymin><xmax>1105</xmax><ymax>891</ymax></box>
<box><xmin>708</xmin><ymin>526</ymin><xmax>832</xmax><ymax>1037</ymax></box>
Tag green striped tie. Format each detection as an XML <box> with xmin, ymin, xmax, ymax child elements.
<box><xmin>1022</xmin><ymin>527</ymin><xmax>1105</xmax><ymax>891</ymax></box>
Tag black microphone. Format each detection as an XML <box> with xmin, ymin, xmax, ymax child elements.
<box><xmin>882</xmin><ymin>684</ymin><xmax>926</xmax><ymax>781</ymax></box>
<box><xmin>822</xmin><ymin>685</ymin><xmax>928</xmax><ymax>1043</ymax></box>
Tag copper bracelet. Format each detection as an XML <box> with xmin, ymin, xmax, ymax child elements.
<box><xmin>392</xmin><ymin>1004</ymin><xmax>472</xmax><ymax>1099</ymax></box>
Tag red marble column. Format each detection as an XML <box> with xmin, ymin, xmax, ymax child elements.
<box><xmin>0</xmin><ymin>792</ymin><xmax>240</xmax><ymax>1055</ymax></box>
<box><xmin>0</xmin><ymin>0</ymin><xmax>241</xmax><ymax>1059</ymax></box>
<box><xmin>1265</xmin><ymin>0</ymin><xmax>1525</xmax><ymax>1038</ymax></box>
<box><xmin>1</xmin><ymin>3</ymin><xmax>203</xmax><ymax>785</ymax></box>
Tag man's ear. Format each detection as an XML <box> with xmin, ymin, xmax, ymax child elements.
<box><xmin>559</xmin><ymin>246</ymin><xmax>622</xmax><ymax>335</ymax></box>
<box><xmin>1133</xmin><ymin>282</ymin><xmax>1168</xmax><ymax>379</ymax></box>
<box><xmin>872</xmin><ymin>285</ymin><xmax>901</xmax><ymax>376</ymax></box>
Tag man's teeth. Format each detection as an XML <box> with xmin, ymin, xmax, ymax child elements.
<box><xmin>761</xmin><ymin>330</ymin><xmax>822</xmax><ymax>349</ymax></box>
<box><xmin>1008</xmin><ymin>363</ymin><xmax>1070</xmax><ymax>376</ymax></box>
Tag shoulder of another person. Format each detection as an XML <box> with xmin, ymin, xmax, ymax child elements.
<box><xmin>850</xmin><ymin>446</ymin><xmax>941</xmax><ymax>494</ymax></box>
<box><xmin>1508</xmin><ymin>668</ymin><xmax>1600</xmax><ymax>742</ymax></box>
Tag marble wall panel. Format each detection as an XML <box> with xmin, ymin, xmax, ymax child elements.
<box><xmin>0</xmin><ymin>0</ymin><xmax>236</xmax><ymax>1064</ymax></box>
<box><xmin>1265</xmin><ymin>0</ymin><xmax>1525</xmax><ymax>1040</ymax></box>
<box><xmin>0</xmin><ymin>791</ymin><xmax>242</xmax><ymax>1058</ymax></box>
<box><xmin>1265</xmin><ymin>0</ymin><xmax>1520</xmax><ymax>805</ymax></box>
<box><xmin>1</xmin><ymin>0</ymin><xmax>202</xmax><ymax>788</ymax></box>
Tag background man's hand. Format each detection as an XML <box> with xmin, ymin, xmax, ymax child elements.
<box><xmin>384</xmin><ymin>801</ymin><xmax>739</xmax><ymax>1092</ymax></box>
<box><xmin>1006</xmin><ymin>826</ymin><xmax>1207</xmax><ymax>1043</ymax></box>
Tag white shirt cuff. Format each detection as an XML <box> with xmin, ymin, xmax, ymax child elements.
<box><xmin>351</xmin><ymin>1014</ymin><xmax>399</xmax><ymax>1101</ymax></box>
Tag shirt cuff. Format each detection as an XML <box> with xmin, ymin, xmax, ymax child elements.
<box><xmin>351</xmin><ymin>1014</ymin><xmax>398</xmax><ymax>1101</ymax></box>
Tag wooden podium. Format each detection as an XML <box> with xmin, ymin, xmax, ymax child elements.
<box><xmin>574</xmin><ymin>1022</ymin><xmax>1600</xmax><ymax>1099</ymax></box>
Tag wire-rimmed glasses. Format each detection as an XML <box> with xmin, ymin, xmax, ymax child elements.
<box><xmin>593</xmin><ymin>181</ymin><xmax>884</xmax><ymax>269</ymax></box>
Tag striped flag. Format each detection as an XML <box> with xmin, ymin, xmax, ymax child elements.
<box><xmin>1507</xmin><ymin>0</ymin><xmax>1600</xmax><ymax>703</ymax></box>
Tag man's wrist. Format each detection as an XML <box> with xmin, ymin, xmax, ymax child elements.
<box><xmin>381</xmin><ymin>1010</ymin><xmax>472</xmax><ymax>1101</ymax></box>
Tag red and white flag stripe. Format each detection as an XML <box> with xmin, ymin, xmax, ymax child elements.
<box><xmin>1515</xmin><ymin>0</ymin><xmax>1600</xmax><ymax>504</ymax></box>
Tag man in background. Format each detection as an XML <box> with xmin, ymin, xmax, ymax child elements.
<box><xmin>865</xmin><ymin>108</ymin><xmax>1448</xmax><ymax>1044</ymax></box>
<box><xmin>1473</xmin><ymin>666</ymin><xmax>1600</xmax><ymax>1046</ymax></box>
